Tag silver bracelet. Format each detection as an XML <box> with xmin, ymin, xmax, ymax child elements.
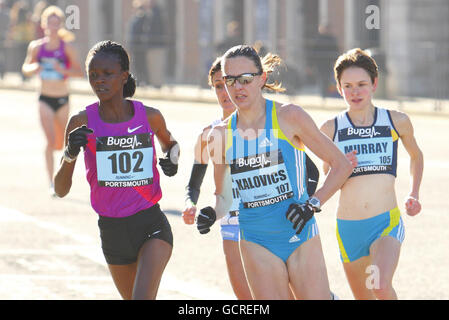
<box><xmin>63</xmin><ymin>148</ymin><xmax>77</xmax><ymax>163</ymax></box>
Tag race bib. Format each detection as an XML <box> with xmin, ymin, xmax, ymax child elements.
<box><xmin>228</xmin><ymin>181</ymin><xmax>241</xmax><ymax>215</ymax></box>
<box><xmin>337</xmin><ymin>126</ymin><xmax>394</xmax><ymax>175</ymax></box>
<box><xmin>40</xmin><ymin>57</ymin><xmax>65</xmax><ymax>80</ymax></box>
<box><xmin>96</xmin><ymin>133</ymin><xmax>153</xmax><ymax>187</ymax></box>
<box><xmin>230</xmin><ymin>149</ymin><xmax>293</xmax><ymax>209</ymax></box>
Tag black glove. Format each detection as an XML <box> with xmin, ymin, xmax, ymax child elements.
<box><xmin>305</xmin><ymin>154</ymin><xmax>319</xmax><ymax>196</ymax></box>
<box><xmin>196</xmin><ymin>206</ymin><xmax>216</xmax><ymax>234</ymax></box>
<box><xmin>159</xmin><ymin>143</ymin><xmax>179</xmax><ymax>177</ymax></box>
<box><xmin>286</xmin><ymin>202</ymin><xmax>315</xmax><ymax>235</ymax></box>
<box><xmin>66</xmin><ymin>125</ymin><xmax>93</xmax><ymax>158</ymax></box>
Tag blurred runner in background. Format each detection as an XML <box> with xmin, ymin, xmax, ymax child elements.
<box><xmin>22</xmin><ymin>5</ymin><xmax>82</xmax><ymax>195</ymax></box>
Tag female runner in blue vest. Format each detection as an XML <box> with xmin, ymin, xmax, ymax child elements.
<box><xmin>320</xmin><ymin>48</ymin><xmax>424</xmax><ymax>299</ymax></box>
<box><xmin>197</xmin><ymin>45</ymin><xmax>352</xmax><ymax>299</ymax></box>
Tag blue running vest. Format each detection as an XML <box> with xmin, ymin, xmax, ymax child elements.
<box><xmin>225</xmin><ymin>100</ymin><xmax>310</xmax><ymax>232</ymax></box>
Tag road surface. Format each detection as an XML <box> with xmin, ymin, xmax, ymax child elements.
<box><xmin>0</xmin><ymin>88</ymin><xmax>448</xmax><ymax>300</ymax></box>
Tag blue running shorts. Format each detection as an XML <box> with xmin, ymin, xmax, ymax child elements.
<box><xmin>336</xmin><ymin>207</ymin><xmax>405</xmax><ymax>263</ymax></box>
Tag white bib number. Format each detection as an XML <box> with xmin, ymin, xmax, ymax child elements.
<box><xmin>96</xmin><ymin>133</ymin><xmax>153</xmax><ymax>187</ymax></box>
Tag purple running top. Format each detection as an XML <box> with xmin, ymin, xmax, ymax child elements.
<box><xmin>84</xmin><ymin>100</ymin><xmax>162</xmax><ymax>217</ymax></box>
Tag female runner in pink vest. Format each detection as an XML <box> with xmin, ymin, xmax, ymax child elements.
<box><xmin>54</xmin><ymin>40</ymin><xmax>179</xmax><ymax>299</ymax></box>
<box><xmin>22</xmin><ymin>6</ymin><xmax>83</xmax><ymax>194</ymax></box>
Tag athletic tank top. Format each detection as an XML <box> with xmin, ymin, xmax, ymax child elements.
<box><xmin>84</xmin><ymin>100</ymin><xmax>162</xmax><ymax>217</ymax></box>
<box><xmin>37</xmin><ymin>39</ymin><xmax>69</xmax><ymax>80</ymax></box>
<box><xmin>333</xmin><ymin>107</ymin><xmax>399</xmax><ymax>178</ymax></box>
<box><xmin>210</xmin><ymin>118</ymin><xmax>241</xmax><ymax>215</ymax></box>
<box><xmin>225</xmin><ymin>100</ymin><xmax>310</xmax><ymax>230</ymax></box>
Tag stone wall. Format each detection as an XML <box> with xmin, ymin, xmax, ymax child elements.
<box><xmin>384</xmin><ymin>0</ymin><xmax>449</xmax><ymax>98</ymax></box>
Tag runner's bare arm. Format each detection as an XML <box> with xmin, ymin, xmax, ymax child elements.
<box><xmin>54</xmin><ymin>112</ymin><xmax>88</xmax><ymax>197</ymax></box>
<box><xmin>22</xmin><ymin>40</ymin><xmax>41</xmax><ymax>77</ymax></box>
<box><xmin>195</xmin><ymin>125</ymin><xmax>213</xmax><ymax>165</ymax></box>
<box><xmin>146</xmin><ymin>107</ymin><xmax>178</xmax><ymax>153</ymax></box>
<box><xmin>280</xmin><ymin>105</ymin><xmax>352</xmax><ymax>205</ymax></box>
<box><xmin>319</xmin><ymin>119</ymin><xmax>335</xmax><ymax>175</ymax></box>
<box><xmin>147</xmin><ymin>107</ymin><xmax>179</xmax><ymax>177</ymax></box>
<box><xmin>320</xmin><ymin>119</ymin><xmax>358</xmax><ymax>175</ymax></box>
<box><xmin>391</xmin><ymin>110</ymin><xmax>424</xmax><ymax>215</ymax></box>
<box><xmin>208</xmin><ymin>125</ymin><xmax>229</xmax><ymax>219</ymax></box>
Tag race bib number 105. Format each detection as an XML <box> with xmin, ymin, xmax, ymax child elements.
<box><xmin>96</xmin><ymin>133</ymin><xmax>153</xmax><ymax>187</ymax></box>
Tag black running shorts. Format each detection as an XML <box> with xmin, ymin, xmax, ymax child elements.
<box><xmin>39</xmin><ymin>94</ymin><xmax>69</xmax><ymax>113</ymax></box>
<box><xmin>97</xmin><ymin>204</ymin><xmax>173</xmax><ymax>265</ymax></box>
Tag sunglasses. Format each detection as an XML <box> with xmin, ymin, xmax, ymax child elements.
<box><xmin>223</xmin><ymin>72</ymin><xmax>263</xmax><ymax>87</ymax></box>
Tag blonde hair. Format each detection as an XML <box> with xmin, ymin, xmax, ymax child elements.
<box><xmin>260</xmin><ymin>52</ymin><xmax>285</xmax><ymax>93</ymax></box>
<box><xmin>41</xmin><ymin>5</ymin><xmax>75</xmax><ymax>42</ymax></box>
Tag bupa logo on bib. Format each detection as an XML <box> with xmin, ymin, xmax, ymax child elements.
<box><xmin>96</xmin><ymin>133</ymin><xmax>152</xmax><ymax>152</ymax></box>
<box><xmin>105</xmin><ymin>135</ymin><xmax>143</xmax><ymax>149</ymax></box>
<box><xmin>338</xmin><ymin>126</ymin><xmax>391</xmax><ymax>142</ymax></box>
<box><xmin>237</xmin><ymin>153</ymin><xmax>271</xmax><ymax>169</ymax></box>
<box><xmin>231</xmin><ymin>150</ymin><xmax>283</xmax><ymax>175</ymax></box>
<box><xmin>347</xmin><ymin>127</ymin><xmax>381</xmax><ymax>138</ymax></box>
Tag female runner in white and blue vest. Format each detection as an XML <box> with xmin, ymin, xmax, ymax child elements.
<box><xmin>182</xmin><ymin>57</ymin><xmax>252</xmax><ymax>300</ymax></box>
<box><xmin>320</xmin><ymin>48</ymin><xmax>424</xmax><ymax>299</ymax></box>
<box><xmin>197</xmin><ymin>45</ymin><xmax>352</xmax><ymax>299</ymax></box>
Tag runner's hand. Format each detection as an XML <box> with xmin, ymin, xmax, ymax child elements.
<box><xmin>182</xmin><ymin>205</ymin><xmax>197</xmax><ymax>225</ymax></box>
<box><xmin>66</xmin><ymin>125</ymin><xmax>93</xmax><ymax>158</ymax></box>
<box><xmin>346</xmin><ymin>150</ymin><xmax>358</xmax><ymax>168</ymax></box>
<box><xmin>405</xmin><ymin>196</ymin><xmax>421</xmax><ymax>216</ymax></box>
<box><xmin>196</xmin><ymin>206</ymin><xmax>216</xmax><ymax>234</ymax></box>
<box><xmin>159</xmin><ymin>143</ymin><xmax>179</xmax><ymax>176</ymax></box>
<box><xmin>286</xmin><ymin>202</ymin><xmax>314</xmax><ymax>234</ymax></box>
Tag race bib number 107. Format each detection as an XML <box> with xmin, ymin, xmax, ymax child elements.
<box><xmin>96</xmin><ymin>133</ymin><xmax>153</xmax><ymax>187</ymax></box>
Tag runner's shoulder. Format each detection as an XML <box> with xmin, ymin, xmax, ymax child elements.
<box><xmin>207</xmin><ymin>120</ymin><xmax>227</xmax><ymax>147</ymax></box>
<box><xmin>210</xmin><ymin>119</ymin><xmax>228</xmax><ymax>134</ymax></box>
<box><xmin>67</xmin><ymin>110</ymin><xmax>88</xmax><ymax>131</ymax></box>
<box><xmin>276</xmin><ymin>102</ymin><xmax>306</xmax><ymax>118</ymax></box>
<box><xmin>29</xmin><ymin>38</ymin><xmax>46</xmax><ymax>50</ymax></box>
<box><xmin>143</xmin><ymin>104</ymin><xmax>160</xmax><ymax>115</ymax></box>
<box><xmin>143</xmin><ymin>104</ymin><xmax>165</xmax><ymax>124</ymax></box>
<box><xmin>320</xmin><ymin>118</ymin><xmax>336</xmax><ymax>138</ymax></box>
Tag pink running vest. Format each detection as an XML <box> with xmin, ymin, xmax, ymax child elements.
<box><xmin>36</xmin><ymin>39</ymin><xmax>69</xmax><ymax>80</ymax></box>
<box><xmin>84</xmin><ymin>100</ymin><xmax>162</xmax><ymax>217</ymax></box>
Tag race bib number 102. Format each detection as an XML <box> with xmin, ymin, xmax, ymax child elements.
<box><xmin>96</xmin><ymin>133</ymin><xmax>154</xmax><ymax>187</ymax></box>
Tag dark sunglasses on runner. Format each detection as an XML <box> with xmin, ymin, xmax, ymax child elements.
<box><xmin>223</xmin><ymin>72</ymin><xmax>263</xmax><ymax>87</ymax></box>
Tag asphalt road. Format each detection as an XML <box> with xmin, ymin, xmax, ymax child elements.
<box><xmin>1</xmin><ymin>88</ymin><xmax>448</xmax><ymax>300</ymax></box>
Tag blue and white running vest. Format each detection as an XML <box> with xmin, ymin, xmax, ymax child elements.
<box><xmin>333</xmin><ymin>107</ymin><xmax>399</xmax><ymax>178</ymax></box>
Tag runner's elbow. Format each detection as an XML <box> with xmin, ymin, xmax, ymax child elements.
<box><xmin>54</xmin><ymin>186</ymin><xmax>69</xmax><ymax>198</ymax></box>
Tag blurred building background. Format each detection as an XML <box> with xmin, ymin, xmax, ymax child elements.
<box><xmin>0</xmin><ymin>0</ymin><xmax>448</xmax><ymax>102</ymax></box>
